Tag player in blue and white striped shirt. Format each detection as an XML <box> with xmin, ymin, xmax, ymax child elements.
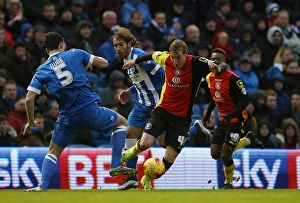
<box><xmin>24</xmin><ymin>32</ymin><xmax>137</xmax><ymax>192</ymax></box>
<box><xmin>112</xmin><ymin>28</ymin><xmax>165</xmax><ymax>190</ymax></box>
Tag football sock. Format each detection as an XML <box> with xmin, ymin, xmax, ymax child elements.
<box><xmin>162</xmin><ymin>157</ymin><xmax>172</xmax><ymax>172</ymax></box>
<box><xmin>111</xmin><ymin>126</ymin><xmax>127</xmax><ymax>168</ymax></box>
<box><xmin>125</xmin><ymin>138</ymin><xmax>138</xmax><ymax>169</ymax></box>
<box><xmin>189</xmin><ymin>126</ymin><xmax>197</xmax><ymax>136</ymax></box>
<box><xmin>39</xmin><ymin>154</ymin><xmax>57</xmax><ymax>189</ymax></box>
<box><xmin>234</xmin><ymin>138</ymin><xmax>250</xmax><ymax>151</ymax></box>
<box><xmin>224</xmin><ymin>160</ymin><xmax>235</xmax><ymax>184</ymax></box>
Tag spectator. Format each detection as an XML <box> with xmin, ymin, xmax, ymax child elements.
<box><xmin>121</xmin><ymin>0</ymin><xmax>152</xmax><ymax>28</ymax></box>
<box><xmin>56</xmin><ymin>6</ymin><xmax>77</xmax><ymax>41</ymax></box>
<box><xmin>239</xmin><ymin>24</ymin><xmax>259</xmax><ymax>56</ymax></box>
<box><xmin>252</xmin><ymin>14</ymin><xmax>268</xmax><ymax>48</ymax></box>
<box><xmin>0</xmin><ymin>114</ymin><xmax>18</xmax><ymax>146</ymax></box>
<box><xmin>3</xmin><ymin>42</ymin><xmax>34</xmax><ymax>89</ymax></box>
<box><xmin>70</xmin><ymin>0</ymin><xmax>90</xmax><ymax>24</ymax></box>
<box><xmin>165</xmin><ymin>0</ymin><xmax>195</xmax><ymax>30</ymax></box>
<box><xmin>5</xmin><ymin>0</ymin><xmax>27</xmax><ymax>40</ymax></box>
<box><xmin>248</xmin><ymin>48</ymin><xmax>269</xmax><ymax>90</ymax></box>
<box><xmin>277</xmin><ymin>90</ymin><xmax>300</xmax><ymax>129</ymax></box>
<box><xmin>215</xmin><ymin>0</ymin><xmax>231</xmax><ymax>32</ymax></box>
<box><xmin>0</xmin><ymin>28</ymin><xmax>10</xmax><ymax>57</ymax></box>
<box><xmin>146</xmin><ymin>10</ymin><xmax>167</xmax><ymax>46</ymax></box>
<box><xmin>266</xmin><ymin>45</ymin><xmax>294</xmax><ymax>79</ymax></box>
<box><xmin>126</xmin><ymin>10</ymin><xmax>147</xmax><ymax>42</ymax></box>
<box><xmin>34</xmin><ymin>2</ymin><xmax>64</xmax><ymax>35</ymax></box>
<box><xmin>0</xmin><ymin>69</ymin><xmax>7</xmax><ymax>98</ymax></box>
<box><xmin>238</xmin><ymin>0</ymin><xmax>257</xmax><ymax>26</ymax></box>
<box><xmin>21</xmin><ymin>0</ymin><xmax>46</xmax><ymax>24</ymax></box>
<box><xmin>43</xmin><ymin>100</ymin><xmax>59</xmax><ymax>144</ymax></box>
<box><xmin>0</xmin><ymin>10</ymin><xmax>14</xmax><ymax>48</ymax></box>
<box><xmin>91</xmin><ymin>10</ymin><xmax>118</xmax><ymax>49</ymax></box>
<box><xmin>157</xmin><ymin>27</ymin><xmax>179</xmax><ymax>51</ymax></box>
<box><xmin>250</xmin><ymin>89</ymin><xmax>266</xmax><ymax>124</ymax></box>
<box><xmin>141</xmin><ymin>40</ymin><xmax>155</xmax><ymax>53</ymax></box>
<box><xmin>100</xmin><ymin>70</ymin><xmax>127</xmax><ymax>107</ymax></box>
<box><xmin>97</xmin><ymin>25</ymin><xmax>120</xmax><ymax>65</ymax></box>
<box><xmin>15</xmin><ymin>23</ymin><xmax>33</xmax><ymax>42</ymax></box>
<box><xmin>34</xmin><ymin>87</ymin><xmax>49</xmax><ymax>115</ymax></box>
<box><xmin>7</xmin><ymin>96</ymin><xmax>27</xmax><ymax>135</ymax></box>
<box><xmin>248</xmin><ymin>119</ymin><xmax>279</xmax><ymax>148</ymax></box>
<box><xmin>199</xmin><ymin>14</ymin><xmax>216</xmax><ymax>44</ymax></box>
<box><xmin>86</xmin><ymin>0</ymin><xmax>121</xmax><ymax>25</ymax></box>
<box><xmin>170</xmin><ymin>17</ymin><xmax>184</xmax><ymax>39</ymax></box>
<box><xmin>276</xmin><ymin>118</ymin><xmax>300</xmax><ymax>149</ymax></box>
<box><xmin>184</xmin><ymin>24</ymin><xmax>200</xmax><ymax>54</ymax></box>
<box><xmin>212</xmin><ymin>31</ymin><xmax>233</xmax><ymax>61</ymax></box>
<box><xmin>67</xmin><ymin>20</ymin><xmax>96</xmax><ymax>55</ymax></box>
<box><xmin>222</xmin><ymin>11</ymin><xmax>241</xmax><ymax>53</ymax></box>
<box><xmin>0</xmin><ymin>80</ymin><xmax>18</xmax><ymax>114</ymax></box>
<box><xmin>194</xmin><ymin>41</ymin><xmax>211</xmax><ymax>58</ymax></box>
<box><xmin>262</xmin><ymin>26</ymin><xmax>284</xmax><ymax>70</ymax></box>
<box><xmin>265</xmin><ymin>2</ymin><xmax>280</xmax><ymax>27</ymax></box>
<box><xmin>26</xmin><ymin>25</ymin><xmax>48</xmax><ymax>70</ymax></box>
<box><xmin>270</xmin><ymin>72</ymin><xmax>290</xmax><ymax>114</ymax></box>
<box><xmin>262</xmin><ymin>89</ymin><xmax>279</xmax><ymax>130</ymax></box>
<box><xmin>282</xmin><ymin>58</ymin><xmax>300</xmax><ymax>95</ymax></box>
<box><xmin>275</xmin><ymin>9</ymin><xmax>300</xmax><ymax>60</ymax></box>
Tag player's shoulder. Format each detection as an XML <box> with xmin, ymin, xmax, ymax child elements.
<box><xmin>132</xmin><ymin>47</ymin><xmax>146</xmax><ymax>56</ymax></box>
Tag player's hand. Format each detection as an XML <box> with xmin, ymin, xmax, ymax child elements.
<box><xmin>23</xmin><ymin>122</ymin><xmax>35</xmax><ymax>135</ymax></box>
<box><xmin>118</xmin><ymin>89</ymin><xmax>131</xmax><ymax>104</ymax></box>
<box><xmin>208</xmin><ymin>60</ymin><xmax>221</xmax><ymax>73</ymax></box>
<box><xmin>122</xmin><ymin>60</ymin><xmax>136</xmax><ymax>70</ymax></box>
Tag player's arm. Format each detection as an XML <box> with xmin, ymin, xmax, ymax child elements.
<box><xmin>123</xmin><ymin>51</ymin><xmax>168</xmax><ymax>69</ymax></box>
<box><xmin>223</xmin><ymin>78</ymin><xmax>250</xmax><ymax>122</ymax></box>
<box><xmin>92</xmin><ymin>56</ymin><xmax>108</xmax><ymax>68</ymax></box>
<box><xmin>23</xmin><ymin>90</ymin><xmax>37</xmax><ymax>135</ymax></box>
<box><xmin>203</xmin><ymin>97</ymin><xmax>216</xmax><ymax>125</ymax></box>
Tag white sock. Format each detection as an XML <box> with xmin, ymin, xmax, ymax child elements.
<box><xmin>125</xmin><ymin>138</ymin><xmax>137</xmax><ymax>149</ymax></box>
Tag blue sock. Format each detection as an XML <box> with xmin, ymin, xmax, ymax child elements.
<box><xmin>111</xmin><ymin>126</ymin><xmax>126</xmax><ymax>168</ymax></box>
<box><xmin>39</xmin><ymin>154</ymin><xmax>57</xmax><ymax>189</ymax></box>
<box><xmin>189</xmin><ymin>126</ymin><xmax>197</xmax><ymax>136</ymax></box>
<box><xmin>125</xmin><ymin>153</ymin><xmax>138</xmax><ymax>169</ymax></box>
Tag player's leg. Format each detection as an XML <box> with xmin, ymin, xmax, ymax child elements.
<box><xmin>115</xmin><ymin>126</ymin><xmax>142</xmax><ymax>190</ymax></box>
<box><xmin>110</xmin><ymin>113</ymin><xmax>138</xmax><ymax>176</ymax></box>
<box><xmin>221</xmin><ymin>144</ymin><xmax>235</xmax><ymax>189</ymax></box>
<box><xmin>26</xmin><ymin>120</ymin><xmax>76</xmax><ymax>192</ymax></box>
<box><xmin>221</xmin><ymin>125</ymin><xmax>241</xmax><ymax>189</ymax></box>
<box><xmin>121</xmin><ymin>108</ymin><xmax>164</xmax><ymax>164</ymax></box>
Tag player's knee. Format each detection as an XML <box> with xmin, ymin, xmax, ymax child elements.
<box><xmin>116</xmin><ymin>114</ymin><xmax>127</xmax><ymax>127</ymax></box>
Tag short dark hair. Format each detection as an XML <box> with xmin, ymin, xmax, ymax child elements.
<box><xmin>211</xmin><ymin>48</ymin><xmax>226</xmax><ymax>58</ymax></box>
<box><xmin>45</xmin><ymin>32</ymin><xmax>64</xmax><ymax>51</ymax></box>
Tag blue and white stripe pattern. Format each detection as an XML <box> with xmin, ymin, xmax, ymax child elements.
<box><xmin>125</xmin><ymin>48</ymin><xmax>164</xmax><ymax>107</ymax></box>
<box><xmin>45</xmin><ymin>154</ymin><xmax>57</xmax><ymax>164</ymax></box>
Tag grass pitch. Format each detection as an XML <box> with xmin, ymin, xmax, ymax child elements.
<box><xmin>1</xmin><ymin>189</ymin><xmax>300</xmax><ymax>203</ymax></box>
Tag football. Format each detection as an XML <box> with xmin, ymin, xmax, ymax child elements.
<box><xmin>143</xmin><ymin>157</ymin><xmax>165</xmax><ymax>179</ymax></box>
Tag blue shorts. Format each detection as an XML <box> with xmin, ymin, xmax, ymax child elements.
<box><xmin>52</xmin><ymin>103</ymin><xmax>118</xmax><ymax>147</ymax></box>
<box><xmin>127</xmin><ymin>103</ymin><xmax>154</xmax><ymax>128</ymax></box>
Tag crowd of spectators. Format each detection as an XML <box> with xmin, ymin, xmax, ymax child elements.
<box><xmin>0</xmin><ymin>0</ymin><xmax>299</xmax><ymax>149</ymax></box>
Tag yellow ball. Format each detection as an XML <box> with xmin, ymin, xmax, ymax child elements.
<box><xmin>143</xmin><ymin>157</ymin><xmax>165</xmax><ymax>179</ymax></box>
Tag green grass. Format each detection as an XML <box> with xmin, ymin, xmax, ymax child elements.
<box><xmin>1</xmin><ymin>189</ymin><xmax>300</xmax><ymax>203</ymax></box>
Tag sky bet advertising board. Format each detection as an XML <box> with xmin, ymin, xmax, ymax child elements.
<box><xmin>0</xmin><ymin>147</ymin><xmax>299</xmax><ymax>189</ymax></box>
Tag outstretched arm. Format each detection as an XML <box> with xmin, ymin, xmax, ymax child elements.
<box><xmin>92</xmin><ymin>56</ymin><xmax>109</xmax><ymax>68</ymax></box>
<box><xmin>23</xmin><ymin>91</ymin><xmax>37</xmax><ymax>135</ymax></box>
<box><xmin>123</xmin><ymin>53</ymin><xmax>153</xmax><ymax>69</ymax></box>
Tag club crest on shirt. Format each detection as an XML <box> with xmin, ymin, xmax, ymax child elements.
<box><xmin>145</xmin><ymin>122</ymin><xmax>152</xmax><ymax>130</ymax></box>
<box><xmin>215</xmin><ymin>82</ymin><xmax>221</xmax><ymax>89</ymax></box>
<box><xmin>215</xmin><ymin>91</ymin><xmax>221</xmax><ymax>99</ymax></box>
<box><xmin>241</xmin><ymin>87</ymin><xmax>247</xmax><ymax>95</ymax></box>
